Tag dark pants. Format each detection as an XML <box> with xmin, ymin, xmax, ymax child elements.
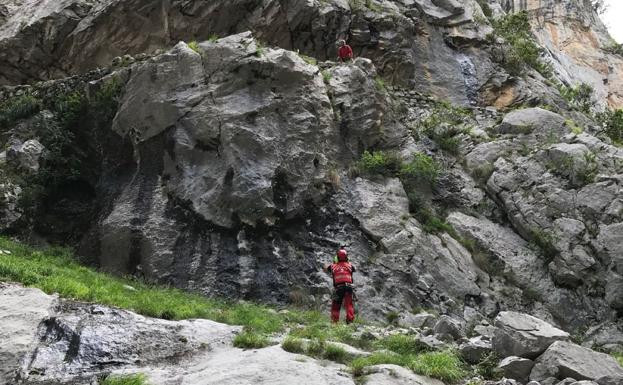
<box><xmin>331</xmin><ymin>285</ymin><xmax>355</xmax><ymax>323</ymax></box>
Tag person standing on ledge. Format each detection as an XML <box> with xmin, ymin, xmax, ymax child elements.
<box><xmin>337</xmin><ymin>40</ymin><xmax>354</xmax><ymax>62</ymax></box>
<box><xmin>323</xmin><ymin>247</ymin><xmax>356</xmax><ymax>323</ymax></box>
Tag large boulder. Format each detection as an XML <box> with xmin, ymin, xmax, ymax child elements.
<box><xmin>530</xmin><ymin>341</ymin><xmax>623</xmax><ymax>381</ymax></box>
<box><xmin>0</xmin><ymin>284</ymin><xmax>57</xmax><ymax>384</ymax></box>
<box><xmin>496</xmin><ymin>108</ymin><xmax>566</xmax><ymax>136</ymax></box>
<box><xmin>498</xmin><ymin>356</ymin><xmax>535</xmax><ymax>384</ymax></box>
<box><xmin>5</xmin><ymin>139</ymin><xmax>44</xmax><ymax>172</ymax></box>
<box><xmin>493</xmin><ymin>311</ymin><xmax>570</xmax><ymax>359</ymax></box>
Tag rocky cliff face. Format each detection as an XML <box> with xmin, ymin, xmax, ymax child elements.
<box><xmin>1</xmin><ymin>0</ymin><xmax>623</xmax><ymax>369</ymax></box>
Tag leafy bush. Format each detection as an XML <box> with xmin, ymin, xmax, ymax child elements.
<box><xmin>357</xmin><ymin>150</ymin><xmax>402</xmax><ymax>177</ymax></box>
<box><xmin>558</xmin><ymin>83</ymin><xmax>595</xmax><ymax>113</ymax></box>
<box><xmin>597</xmin><ymin>109</ymin><xmax>623</xmax><ymax>146</ymax></box>
<box><xmin>489</xmin><ymin>11</ymin><xmax>552</xmax><ymax>77</ymax></box>
<box><xmin>417</xmin><ymin>101</ymin><xmax>472</xmax><ymax>154</ymax></box>
<box><xmin>408</xmin><ymin>350</ymin><xmax>466</xmax><ymax>382</ymax></box>
<box><xmin>400</xmin><ymin>153</ymin><xmax>441</xmax><ymax>185</ymax></box>
<box><xmin>233</xmin><ymin>330</ymin><xmax>271</xmax><ymax>349</ymax></box>
<box><xmin>101</xmin><ymin>374</ymin><xmax>149</xmax><ymax>385</ymax></box>
<box><xmin>604</xmin><ymin>41</ymin><xmax>623</xmax><ymax>56</ymax></box>
<box><xmin>0</xmin><ymin>94</ymin><xmax>42</xmax><ymax>128</ymax></box>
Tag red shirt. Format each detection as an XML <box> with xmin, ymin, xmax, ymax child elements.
<box><xmin>338</xmin><ymin>45</ymin><xmax>353</xmax><ymax>60</ymax></box>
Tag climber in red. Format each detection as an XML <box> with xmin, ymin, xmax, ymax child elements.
<box><xmin>337</xmin><ymin>40</ymin><xmax>354</xmax><ymax>62</ymax></box>
<box><xmin>323</xmin><ymin>248</ymin><xmax>356</xmax><ymax>323</ymax></box>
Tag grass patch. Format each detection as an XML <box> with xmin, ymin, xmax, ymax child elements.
<box><xmin>350</xmin><ymin>352</ymin><xmax>411</xmax><ymax>377</ymax></box>
<box><xmin>233</xmin><ymin>330</ymin><xmax>271</xmax><ymax>349</ymax></box>
<box><xmin>356</xmin><ymin>150</ymin><xmax>402</xmax><ymax>177</ymax></box>
<box><xmin>187</xmin><ymin>41</ymin><xmax>200</xmax><ymax>53</ymax></box>
<box><xmin>299</xmin><ymin>54</ymin><xmax>317</xmax><ymax>66</ymax></box>
<box><xmin>282</xmin><ymin>336</ymin><xmax>306</xmax><ymax>353</ymax></box>
<box><xmin>323</xmin><ymin>343</ymin><xmax>349</xmax><ymax>363</ymax></box>
<box><xmin>322</xmin><ymin>70</ymin><xmax>332</xmax><ymax>83</ymax></box>
<box><xmin>400</xmin><ymin>153</ymin><xmax>441</xmax><ymax>186</ymax></box>
<box><xmin>529</xmin><ymin>228</ymin><xmax>558</xmax><ymax>263</ymax></box>
<box><xmin>0</xmin><ymin>93</ymin><xmax>42</xmax><ymax>129</ymax></box>
<box><xmin>0</xmin><ymin>237</ymin><xmax>296</xmax><ymax>333</ymax></box>
<box><xmin>376</xmin><ymin>334</ymin><xmax>430</xmax><ymax>356</ymax></box>
<box><xmin>102</xmin><ymin>374</ymin><xmax>149</xmax><ymax>385</ymax></box>
<box><xmin>374</xmin><ymin>76</ymin><xmax>387</xmax><ymax>92</ymax></box>
<box><xmin>409</xmin><ymin>350</ymin><xmax>466</xmax><ymax>382</ymax></box>
<box><xmin>612</xmin><ymin>352</ymin><xmax>623</xmax><ymax>367</ymax></box>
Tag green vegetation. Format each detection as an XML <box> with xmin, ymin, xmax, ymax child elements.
<box><xmin>208</xmin><ymin>34</ymin><xmax>219</xmax><ymax>42</ymax></box>
<box><xmin>350</xmin><ymin>352</ymin><xmax>409</xmax><ymax>377</ymax></box>
<box><xmin>187</xmin><ymin>41</ymin><xmax>200</xmax><ymax>53</ymax></box>
<box><xmin>356</xmin><ymin>150</ymin><xmax>402</xmax><ymax>177</ymax></box>
<box><xmin>409</xmin><ymin>350</ymin><xmax>466</xmax><ymax>382</ymax></box>
<box><xmin>0</xmin><ymin>93</ymin><xmax>41</xmax><ymax>129</ymax></box>
<box><xmin>322</xmin><ymin>70</ymin><xmax>332</xmax><ymax>83</ymax></box>
<box><xmin>565</xmin><ymin>119</ymin><xmax>583</xmax><ymax>135</ymax></box>
<box><xmin>474</xmin><ymin>352</ymin><xmax>501</xmax><ymax>379</ymax></box>
<box><xmin>488</xmin><ymin>11</ymin><xmax>552</xmax><ymax>77</ymax></box>
<box><xmin>255</xmin><ymin>41</ymin><xmax>265</xmax><ymax>57</ymax></box>
<box><xmin>612</xmin><ymin>352</ymin><xmax>623</xmax><ymax>367</ymax></box>
<box><xmin>233</xmin><ymin>330</ymin><xmax>272</xmax><ymax>349</ymax></box>
<box><xmin>475</xmin><ymin>0</ymin><xmax>493</xmax><ymax>19</ymax></box>
<box><xmin>529</xmin><ymin>228</ymin><xmax>558</xmax><ymax>263</ymax></box>
<box><xmin>597</xmin><ymin>108</ymin><xmax>623</xmax><ymax>146</ymax></box>
<box><xmin>374</xmin><ymin>76</ymin><xmax>387</xmax><ymax>92</ymax></box>
<box><xmin>377</xmin><ymin>334</ymin><xmax>430</xmax><ymax>355</ymax></box>
<box><xmin>558</xmin><ymin>83</ymin><xmax>595</xmax><ymax>113</ymax></box>
<box><xmin>416</xmin><ymin>101</ymin><xmax>473</xmax><ymax>155</ymax></box>
<box><xmin>0</xmin><ymin>237</ymin><xmax>308</xmax><ymax>333</ymax></box>
<box><xmin>400</xmin><ymin>153</ymin><xmax>441</xmax><ymax>186</ymax></box>
<box><xmin>299</xmin><ymin>54</ymin><xmax>317</xmax><ymax>66</ymax></box>
<box><xmin>604</xmin><ymin>41</ymin><xmax>623</xmax><ymax>56</ymax></box>
<box><xmin>282</xmin><ymin>336</ymin><xmax>306</xmax><ymax>354</ymax></box>
<box><xmin>102</xmin><ymin>374</ymin><xmax>149</xmax><ymax>385</ymax></box>
<box><xmin>322</xmin><ymin>343</ymin><xmax>349</xmax><ymax>363</ymax></box>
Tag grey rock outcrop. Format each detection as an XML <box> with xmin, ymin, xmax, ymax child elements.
<box><xmin>498</xmin><ymin>356</ymin><xmax>535</xmax><ymax>384</ymax></box>
<box><xmin>530</xmin><ymin>341</ymin><xmax>623</xmax><ymax>382</ymax></box>
<box><xmin>6</xmin><ymin>139</ymin><xmax>44</xmax><ymax>172</ymax></box>
<box><xmin>459</xmin><ymin>336</ymin><xmax>492</xmax><ymax>364</ymax></box>
<box><xmin>493</xmin><ymin>311</ymin><xmax>569</xmax><ymax>359</ymax></box>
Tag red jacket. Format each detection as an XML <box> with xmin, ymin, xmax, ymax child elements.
<box><xmin>338</xmin><ymin>45</ymin><xmax>353</xmax><ymax>60</ymax></box>
<box><xmin>329</xmin><ymin>261</ymin><xmax>355</xmax><ymax>286</ymax></box>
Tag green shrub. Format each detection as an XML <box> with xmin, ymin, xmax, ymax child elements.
<box><xmin>558</xmin><ymin>83</ymin><xmax>595</xmax><ymax>113</ymax></box>
<box><xmin>597</xmin><ymin>109</ymin><xmax>623</xmax><ymax>146</ymax></box>
<box><xmin>357</xmin><ymin>150</ymin><xmax>402</xmax><ymax>177</ymax></box>
<box><xmin>322</xmin><ymin>70</ymin><xmax>332</xmax><ymax>83</ymax></box>
<box><xmin>102</xmin><ymin>374</ymin><xmax>149</xmax><ymax>385</ymax></box>
<box><xmin>233</xmin><ymin>330</ymin><xmax>271</xmax><ymax>349</ymax></box>
<box><xmin>490</xmin><ymin>11</ymin><xmax>552</xmax><ymax>77</ymax></box>
<box><xmin>374</xmin><ymin>76</ymin><xmax>387</xmax><ymax>92</ymax></box>
<box><xmin>282</xmin><ymin>336</ymin><xmax>306</xmax><ymax>353</ymax></box>
<box><xmin>417</xmin><ymin>101</ymin><xmax>472</xmax><ymax>154</ymax></box>
<box><xmin>323</xmin><ymin>344</ymin><xmax>349</xmax><ymax>363</ymax></box>
<box><xmin>400</xmin><ymin>153</ymin><xmax>441</xmax><ymax>185</ymax></box>
<box><xmin>208</xmin><ymin>34</ymin><xmax>219</xmax><ymax>42</ymax></box>
<box><xmin>612</xmin><ymin>352</ymin><xmax>623</xmax><ymax>367</ymax></box>
<box><xmin>408</xmin><ymin>350</ymin><xmax>466</xmax><ymax>382</ymax></box>
<box><xmin>604</xmin><ymin>41</ymin><xmax>623</xmax><ymax>56</ymax></box>
<box><xmin>0</xmin><ymin>93</ymin><xmax>42</xmax><ymax>128</ymax></box>
<box><xmin>187</xmin><ymin>41</ymin><xmax>200</xmax><ymax>53</ymax></box>
<box><xmin>476</xmin><ymin>0</ymin><xmax>492</xmax><ymax>18</ymax></box>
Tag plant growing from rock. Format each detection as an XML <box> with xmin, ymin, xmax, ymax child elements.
<box><xmin>596</xmin><ymin>108</ymin><xmax>623</xmax><ymax>146</ymax></box>
<box><xmin>233</xmin><ymin>330</ymin><xmax>272</xmax><ymax>349</ymax></box>
<box><xmin>488</xmin><ymin>11</ymin><xmax>552</xmax><ymax>77</ymax></box>
<box><xmin>558</xmin><ymin>82</ymin><xmax>596</xmax><ymax>113</ymax></box>
<box><xmin>0</xmin><ymin>93</ymin><xmax>41</xmax><ymax>128</ymax></box>
<box><xmin>187</xmin><ymin>40</ymin><xmax>200</xmax><ymax>53</ymax></box>
<box><xmin>102</xmin><ymin>373</ymin><xmax>149</xmax><ymax>385</ymax></box>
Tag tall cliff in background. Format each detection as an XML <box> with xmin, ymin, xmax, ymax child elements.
<box><xmin>1</xmin><ymin>0</ymin><xmax>623</xmax><ymax>350</ymax></box>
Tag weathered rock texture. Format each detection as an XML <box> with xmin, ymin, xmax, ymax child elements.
<box><xmin>1</xmin><ymin>0</ymin><xmax>623</xmax><ymax>378</ymax></box>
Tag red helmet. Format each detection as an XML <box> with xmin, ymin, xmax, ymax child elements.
<box><xmin>337</xmin><ymin>249</ymin><xmax>348</xmax><ymax>261</ymax></box>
